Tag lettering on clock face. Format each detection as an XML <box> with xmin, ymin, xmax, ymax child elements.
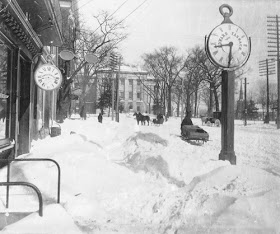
<box><xmin>35</xmin><ymin>65</ymin><xmax>62</xmax><ymax>91</ymax></box>
<box><xmin>207</xmin><ymin>23</ymin><xmax>250</xmax><ymax>68</ymax></box>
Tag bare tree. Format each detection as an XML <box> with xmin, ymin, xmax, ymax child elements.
<box><xmin>142</xmin><ymin>47</ymin><xmax>185</xmax><ymax>116</ymax></box>
<box><xmin>57</xmin><ymin>11</ymin><xmax>127</xmax><ymax>120</ymax></box>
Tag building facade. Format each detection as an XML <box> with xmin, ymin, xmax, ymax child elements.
<box><xmin>0</xmin><ymin>0</ymin><xmax>77</xmax><ymax>162</ymax></box>
<box><xmin>96</xmin><ymin>65</ymin><xmax>155</xmax><ymax>114</ymax></box>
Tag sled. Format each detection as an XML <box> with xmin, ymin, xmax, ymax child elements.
<box><xmin>181</xmin><ymin>125</ymin><xmax>209</xmax><ymax>143</ymax></box>
<box><xmin>152</xmin><ymin>118</ymin><xmax>164</xmax><ymax>126</ymax></box>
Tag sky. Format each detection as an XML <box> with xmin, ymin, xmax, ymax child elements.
<box><xmin>77</xmin><ymin>0</ymin><xmax>280</xmax><ymax>94</ymax></box>
<box><xmin>0</xmin><ymin>114</ymin><xmax>280</xmax><ymax>233</ymax></box>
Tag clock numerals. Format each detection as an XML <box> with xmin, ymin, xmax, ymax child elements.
<box><xmin>35</xmin><ymin>65</ymin><xmax>62</xmax><ymax>91</ymax></box>
<box><xmin>207</xmin><ymin>23</ymin><xmax>250</xmax><ymax>68</ymax></box>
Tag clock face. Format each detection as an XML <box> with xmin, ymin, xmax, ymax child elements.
<box><xmin>206</xmin><ymin>23</ymin><xmax>250</xmax><ymax>69</ymax></box>
<box><xmin>35</xmin><ymin>64</ymin><xmax>62</xmax><ymax>91</ymax></box>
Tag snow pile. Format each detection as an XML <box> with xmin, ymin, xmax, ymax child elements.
<box><xmin>0</xmin><ymin>115</ymin><xmax>280</xmax><ymax>233</ymax></box>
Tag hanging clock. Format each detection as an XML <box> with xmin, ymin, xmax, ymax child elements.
<box><xmin>34</xmin><ymin>64</ymin><xmax>62</xmax><ymax>91</ymax></box>
<box><xmin>205</xmin><ymin>4</ymin><xmax>251</xmax><ymax>70</ymax></box>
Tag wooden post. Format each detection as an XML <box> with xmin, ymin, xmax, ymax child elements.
<box><xmin>115</xmin><ymin>58</ymin><xmax>120</xmax><ymax>122</ymax></box>
<box><xmin>266</xmin><ymin>59</ymin><xmax>270</xmax><ymax>123</ymax></box>
<box><xmin>244</xmin><ymin>78</ymin><xmax>247</xmax><ymax>126</ymax></box>
<box><xmin>111</xmin><ymin>76</ymin><xmax>115</xmax><ymax>121</ymax></box>
<box><xmin>219</xmin><ymin>70</ymin><xmax>236</xmax><ymax>165</ymax></box>
<box><xmin>276</xmin><ymin>15</ymin><xmax>280</xmax><ymax>129</ymax></box>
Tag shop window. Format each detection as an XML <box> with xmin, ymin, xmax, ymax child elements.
<box><xmin>0</xmin><ymin>39</ymin><xmax>11</xmax><ymax>141</ymax></box>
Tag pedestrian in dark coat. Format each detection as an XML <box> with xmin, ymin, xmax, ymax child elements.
<box><xmin>181</xmin><ymin>112</ymin><xmax>193</xmax><ymax>129</ymax></box>
<box><xmin>98</xmin><ymin>113</ymin><xmax>103</xmax><ymax>123</ymax></box>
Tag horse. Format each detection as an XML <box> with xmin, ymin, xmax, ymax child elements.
<box><xmin>133</xmin><ymin>112</ymin><xmax>150</xmax><ymax>125</ymax></box>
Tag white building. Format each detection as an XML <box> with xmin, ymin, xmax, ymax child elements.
<box><xmin>76</xmin><ymin>64</ymin><xmax>156</xmax><ymax>114</ymax></box>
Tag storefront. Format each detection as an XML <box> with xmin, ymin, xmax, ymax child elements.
<box><xmin>0</xmin><ymin>0</ymin><xmax>63</xmax><ymax>162</ymax></box>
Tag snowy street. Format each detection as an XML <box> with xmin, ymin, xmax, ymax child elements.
<box><xmin>0</xmin><ymin>114</ymin><xmax>280</xmax><ymax>233</ymax></box>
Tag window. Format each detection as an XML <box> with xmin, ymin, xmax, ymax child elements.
<box><xmin>0</xmin><ymin>39</ymin><xmax>11</xmax><ymax>141</ymax></box>
<box><xmin>121</xmin><ymin>79</ymin><xmax>125</xmax><ymax>86</ymax></box>
<box><xmin>137</xmin><ymin>80</ymin><xmax>141</xmax><ymax>86</ymax></box>
<box><xmin>129</xmin><ymin>79</ymin><xmax>133</xmax><ymax>86</ymax></box>
<box><xmin>137</xmin><ymin>106</ymin><xmax>141</xmax><ymax>112</ymax></box>
<box><xmin>137</xmin><ymin>92</ymin><xmax>141</xmax><ymax>100</ymax></box>
<box><xmin>120</xmin><ymin>91</ymin><xmax>124</xmax><ymax>99</ymax></box>
<box><xmin>129</xmin><ymin>92</ymin><xmax>133</xmax><ymax>100</ymax></box>
<box><xmin>128</xmin><ymin>102</ymin><xmax>133</xmax><ymax>110</ymax></box>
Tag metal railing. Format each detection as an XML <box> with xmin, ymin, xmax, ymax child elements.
<box><xmin>0</xmin><ymin>181</ymin><xmax>43</xmax><ymax>216</ymax></box>
<box><xmin>0</xmin><ymin>158</ymin><xmax>61</xmax><ymax>209</ymax></box>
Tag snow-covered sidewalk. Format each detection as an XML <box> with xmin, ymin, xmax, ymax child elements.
<box><xmin>1</xmin><ymin>115</ymin><xmax>280</xmax><ymax>233</ymax></box>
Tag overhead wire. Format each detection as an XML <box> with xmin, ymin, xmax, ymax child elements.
<box><xmin>118</xmin><ymin>0</ymin><xmax>149</xmax><ymax>25</ymax></box>
<box><xmin>103</xmin><ymin>0</ymin><xmax>150</xmax><ymax>51</ymax></box>
<box><xmin>77</xmin><ymin>0</ymin><xmax>151</xmax><ymax>52</ymax></box>
<box><xmin>78</xmin><ymin>0</ymin><xmax>129</xmax><ymax>35</ymax></box>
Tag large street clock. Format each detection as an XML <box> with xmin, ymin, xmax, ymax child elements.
<box><xmin>34</xmin><ymin>64</ymin><xmax>62</xmax><ymax>91</ymax></box>
<box><xmin>206</xmin><ymin>4</ymin><xmax>251</xmax><ymax>70</ymax></box>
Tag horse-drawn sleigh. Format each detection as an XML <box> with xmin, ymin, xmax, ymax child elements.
<box><xmin>181</xmin><ymin>125</ymin><xmax>209</xmax><ymax>143</ymax></box>
<box><xmin>201</xmin><ymin>111</ymin><xmax>221</xmax><ymax>127</ymax></box>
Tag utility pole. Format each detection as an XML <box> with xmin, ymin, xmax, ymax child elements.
<box><xmin>115</xmin><ymin>56</ymin><xmax>121</xmax><ymax>122</ymax></box>
<box><xmin>267</xmin><ymin>15</ymin><xmax>280</xmax><ymax>128</ymax></box>
<box><xmin>259</xmin><ymin>59</ymin><xmax>276</xmax><ymax>123</ymax></box>
<box><xmin>110</xmin><ymin>53</ymin><xmax>118</xmax><ymax>121</ymax></box>
<box><xmin>244</xmin><ymin>78</ymin><xmax>248</xmax><ymax>126</ymax></box>
<box><xmin>181</xmin><ymin>78</ymin><xmax>184</xmax><ymax>121</ymax></box>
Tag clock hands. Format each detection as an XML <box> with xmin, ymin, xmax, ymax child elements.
<box><xmin>214</xmin><ymin>41</ymin><xmax>233</xmax><ymax>48</ymax></box>
<box><xmin>228</xmin><ymin>42</ymin><xmax>233</xmax><ymax>67</ymax></box>
<box><xmin>214</xmin><ymin>42</ymin><xmax>233</xmax><ymax>67</ymax></box>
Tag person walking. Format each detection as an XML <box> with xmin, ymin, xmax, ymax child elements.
<box><xmin>98</xmin><ymin>113</ymin><xmax>103</xmax><ymax>123</ymax></box>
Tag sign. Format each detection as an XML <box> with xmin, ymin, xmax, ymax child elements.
<box><xmin>59</xmin><ymin>50</ymin><xmax>75</xmax><ymax>60</ymax></box>
<box><xmin>85</xmin><ymin>53</ymin><xmax>98</xmax><ymax>64</ymax></box>
<box><xmin>34</xmin><ymin>64</ymin><xmax>62</xmax><ymax>91</ymax></box>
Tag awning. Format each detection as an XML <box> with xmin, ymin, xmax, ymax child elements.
<box><xmin>0</xmin><ymin>0</ymin><xmax>63</xmax><ymax>57</ymax></box>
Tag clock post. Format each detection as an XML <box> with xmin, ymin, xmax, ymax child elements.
<box><xmin>205</xmin><ymin>4</ymin><xmax>251</xmax><ymax>165</ymax></box>
<box><xmin>219</xmin><ymin>70</ymin><xmax>236</xmax><ymax>164</ymax></box>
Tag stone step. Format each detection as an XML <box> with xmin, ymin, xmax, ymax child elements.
<box><xmin>0</xmin><ymin>212</ymin><xmax>32</xmax><ymax>230</ymax></box>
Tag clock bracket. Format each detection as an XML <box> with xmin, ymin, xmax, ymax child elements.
<box><xmin>219</xmin><ymin>4</ymin><xmax>233</xmax><ymax>24</ymax></box>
